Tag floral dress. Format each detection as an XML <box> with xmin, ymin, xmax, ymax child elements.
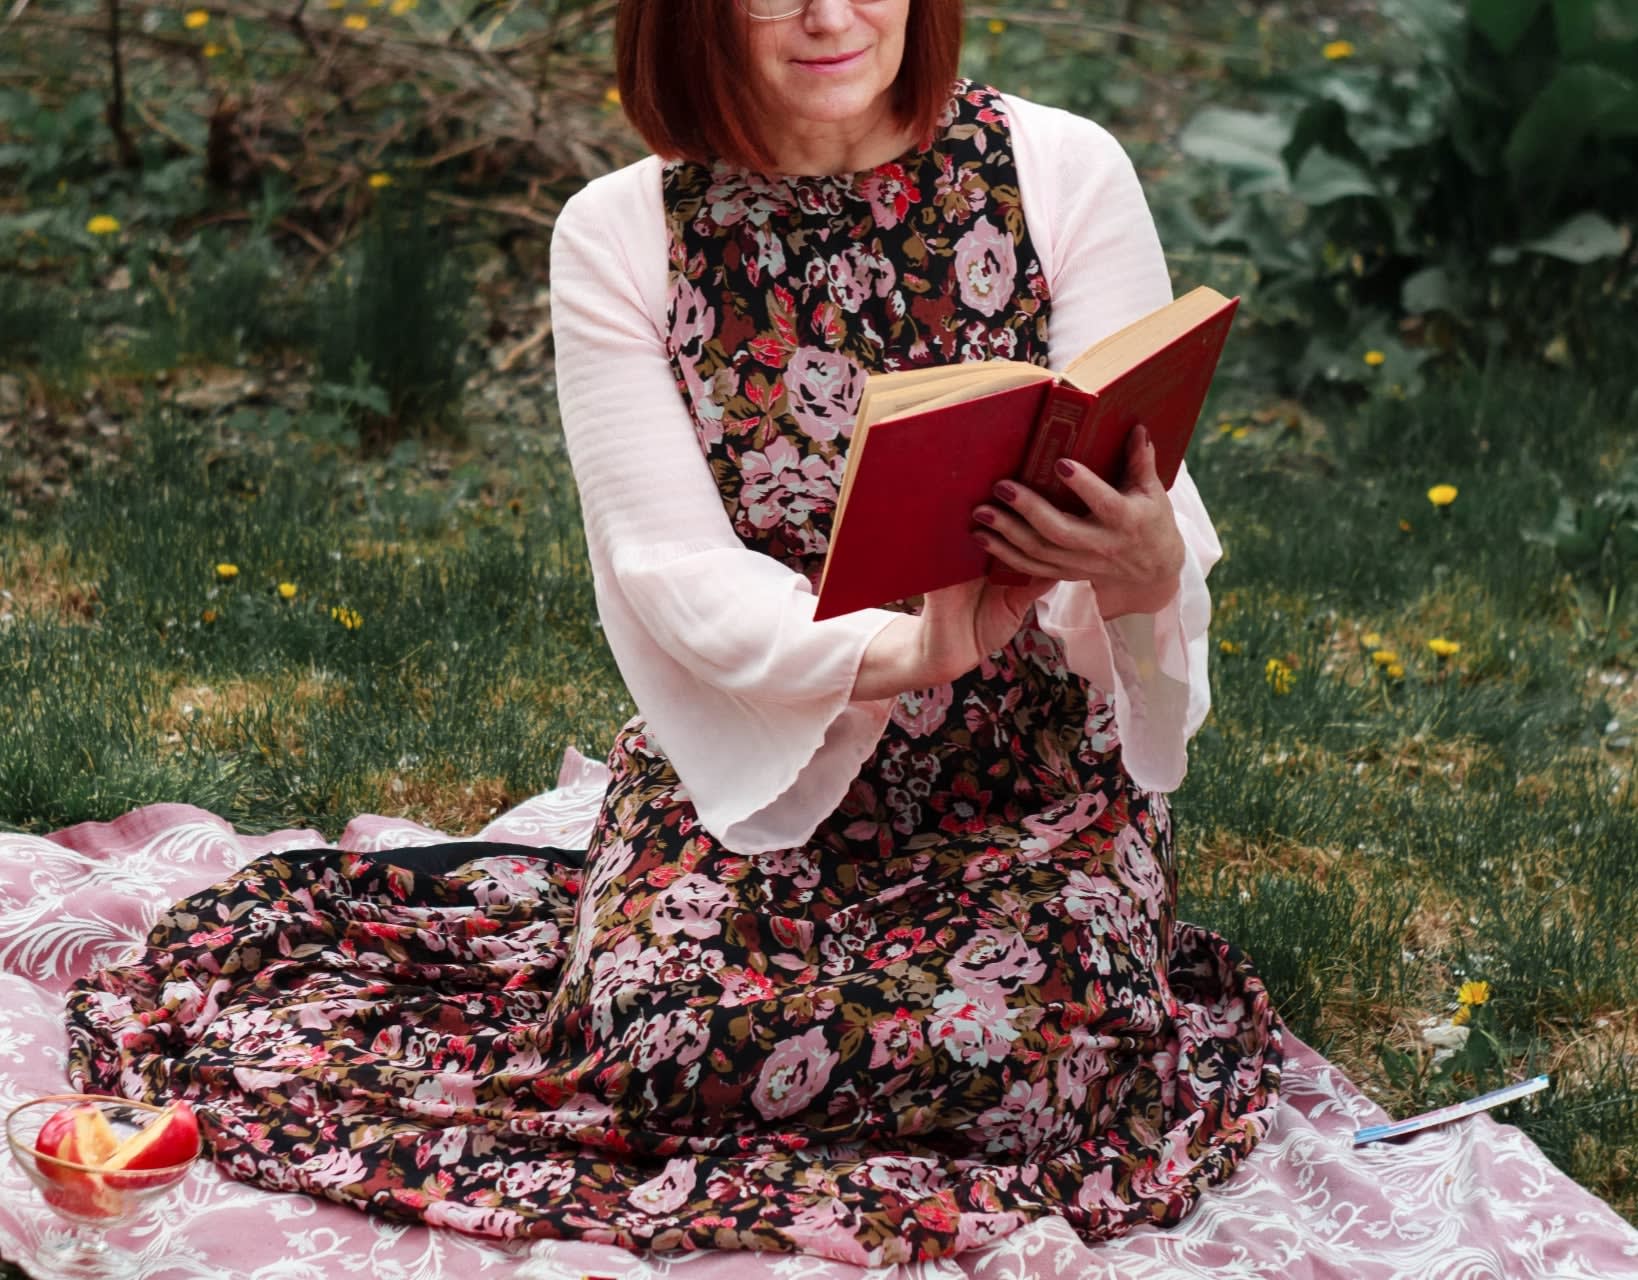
<box><xmin>65</xmin><ymin>83</ymin><xmax>1282</xmax><ymax>1266</ymax></box>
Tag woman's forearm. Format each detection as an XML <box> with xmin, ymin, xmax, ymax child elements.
<box><xmin>852</xmin><ymin>615</ymin><xmax>920</xmax><ymax>701</ymax></box>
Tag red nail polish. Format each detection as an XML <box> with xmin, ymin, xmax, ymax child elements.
<box><xmin>973</xmin><ymin>507</ymin><xmax>996</xmax><ymax>526</ymax></box>
<box><xmin>1054</xmin><ymin>458</ymin><xmax>1075</xmax><ymax>479</ymax></box>
<box><xmin>993</xmin><ymin>481</ymin><xmax>1018</xmax><ymax>503</ymax></box>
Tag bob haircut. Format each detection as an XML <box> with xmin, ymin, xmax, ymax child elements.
<box><xmin>615</xmin><ymin>0</ymin><xmax>964</xmax><ymax>172</ymax></box>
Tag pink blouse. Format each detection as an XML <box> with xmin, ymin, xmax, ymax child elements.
<box><xmin>549</xmin><ymin>92</ymin><xmax>1222</xmax><ymax>856</ymax></box>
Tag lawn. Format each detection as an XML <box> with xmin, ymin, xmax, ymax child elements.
<box><xmin>3</xmin><ymin>0</ymin><xmax>1636</xmax><ymax>1241</ymax></box>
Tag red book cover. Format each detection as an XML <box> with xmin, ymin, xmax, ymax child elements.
<box><xmin>814</xmin><ymin>290</ymin><xmax>1238</xmax><ymax>620</ymax></box>
<box><xmin>813</xmin><ymin>381</ymin><xmax>1049</xmax><ymax>621</ymax></box>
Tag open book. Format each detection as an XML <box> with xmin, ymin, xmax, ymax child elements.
<box><xmin>812</xmin><ymin>286</ymin><xmax>1238</xmax><ymax>621</ymax></box>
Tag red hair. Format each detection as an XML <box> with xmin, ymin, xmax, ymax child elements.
<box><xmin>615</xmin><ymin>1</ymin><xmax>964</xmax><ymax>171</ymax></box>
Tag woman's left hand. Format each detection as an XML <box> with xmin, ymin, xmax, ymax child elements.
<box><xmin>970</xmin><ymin>424</ymin><xmax>1186</xmax><ymax>620</ymax></box>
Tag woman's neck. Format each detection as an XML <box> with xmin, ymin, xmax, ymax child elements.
<box><xmin>762</xmin><ymin>110</ymin><xmax>917</xmax><ymax>176</ymax></box>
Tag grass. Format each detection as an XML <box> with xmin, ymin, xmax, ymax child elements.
<box><xmin>1174</xmin><ymin>340</ymin><xmax>1638</xmax><ymax>1216</ymax></box>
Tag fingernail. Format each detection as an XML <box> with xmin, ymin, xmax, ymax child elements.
<box><xmin>973</xmin><ymin>507</ymin><xmax>997</xmax><ymax>526</ymax></box>
<box><xmin>993</xmin><ymin>481</ymin><xmax>1018</xmax><ymax>503</ymax></box>
<box><xmin>1054</xmin><ymin>458</ymin><xmax>1075</xmax><ymax>479</ymax></box>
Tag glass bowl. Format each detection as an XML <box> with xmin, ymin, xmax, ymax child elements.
<box><xmin>5</xmin><ymin>1092</ymin><xmax>200</xmax><ymax>1278</ymax></box>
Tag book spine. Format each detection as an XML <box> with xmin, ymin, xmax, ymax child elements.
<box><xmin>985</xmin><ymin>385</ymin><xmax>1099</xmax><ymax>587</ymax></box>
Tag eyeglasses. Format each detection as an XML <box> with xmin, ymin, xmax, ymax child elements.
<box><xmin>734</xmin><ymin>0</ymin><xmax>892</xmax><ymax>21</ymax></box>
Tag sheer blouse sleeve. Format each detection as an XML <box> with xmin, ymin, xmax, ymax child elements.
<box><xmin>1003</xmin><ymin>93</ymin><xmax>1224</xmax><ymax>791</ymax></box>
<box><xmin>550</xmin><ymin>160</ymin><xmax>900</xmax><ymax>856</ymax></box>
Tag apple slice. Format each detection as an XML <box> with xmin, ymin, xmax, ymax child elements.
<box><xmin>100</xmin><ymin>1100</ymin><xmax>201</xmax><ymax>1189</ymax></box>
<box><xmin>36</xmin><ymin>1104</ymin><xmax>120</xmax><ymax>1167</ymax></box>
<box><xmin>34</xmin><ymin>1103</ymin><xmax>123</xmax><ymax>1219</ymax></box>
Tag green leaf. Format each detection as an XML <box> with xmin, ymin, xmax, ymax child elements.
<box><xmin>1289</xmin><ymin>149</ymin><xmax>1379</xmax><ymax>205</ymax></box>
<box><xmin>1506</xmin><ymin>64</ymin><xmax>1638</xmax><ymax>193</ymax></box>
<box><xmin>1470</xmin><ymin>0</ymin><xmax>1547</xmax><ymax>53</ymax></box>
<box><xmin>1401</xmin><ymin>265</ymin><xmax>1455</xmax><ymax>313</ymax></box>
<box><xmin>1518</xmin><ymin>211</ymin><xmax>1629</xmax><ymax>262</ymax></box>
<box><xmin>1179</xmin><ymin>108</ymin><xmax>1292</xmax><ymax>195</ymax></box>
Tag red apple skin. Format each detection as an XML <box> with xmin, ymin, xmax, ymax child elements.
<box><xmin>101</xmin><ymin>1101</ymin><xmax>201</xmax><ymax>1189</ymax></box>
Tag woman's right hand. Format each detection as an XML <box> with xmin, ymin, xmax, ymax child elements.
<box><xmin>852</xmin><ymin>576</ymin><xmax>1053</xmax><ymax>700</ymax></box>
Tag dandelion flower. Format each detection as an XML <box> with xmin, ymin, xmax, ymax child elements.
<box><xmin>1451</xmin><ymin>1005</ymin><xmax>1471</xmax><ymax>1026</ymax></box>
<box><xmin>603</xmin><ymin>86</ymin><xmax>621</xmax><ymax>107</ymax></box>
<box><xmin>1363</xmin><ymin>349</ymin><xmax>1386</xmax><ymax>367</ymax></box>
<box><xmin>342</xmin><ymin>12</ymin><xmax>368</xmax><ymax>28</ymax></box>
<box><xmin>1370</xmin><ymin>648</ymin><xmax>1399</xmax><ymax>667</ymax></box>
<box><xmin>1458</xmin><ymin>979</ymin><xmax>1490</xmax><ymax>1006</ymax></box>
<box><xmin>86</xmin><ymin>214</ymin><xmax>121</xmax><ymax>236</ymax></box>
<box><xmin>1427</xmin><ymin>483</ymin><xmax>1458</xmax><ymax>507</ymax></box>
<box><xmin>1361</xmin><ymin>632</ymin><xmax>1382</xmax><ymax>648</ymax></box>
<box><xmin>203</xmin><ymin>41</ymin><xmax>223</xmax><ymax>56</ymax></box>
<box><xmin>277</xmin><ymin>582</ymin><xmax>297</xmax><ymax>600</ymax></box>
<box><xmin>1219</xmin><ymin>639</ymin><xmax>1241</xmax><ymax>656</ymax></box>
<box><xmin>184</xmin><ymin>8</ymin><xmax>210</xmax><ymax>28</ymax></box>
<box><xmin>1428</xmin><ymin>637</ymin><xmax>1461</xmax><ymax>658</ymax></box>
<box><xmin>201</xmin><ymin>608</ymin><xmax>219</xmax><ymax>624</ymax></box>
<box><xmin>368</xmin><ymin>172</ymin><xmax>393</xmax><ymax>189</ymax></box>
<box><xmin>215</xmin><ymin>562</ymin><xmax>239</xmax><ymax>581</ymax></box>
<box><xmin>1265</xmin><ymin>658</ymin><xmax>1294</xmax><ymax>695</ymax></box>
<box><xmin>1231</xmin><ymin>425</ymin><xmax>1250</xmax><ymax>441</ymax></box>
<box><xmin>1322</xmin><ymin>39</ymin><xmax>1354</xmax><ymax>59</ymax></box>
<box><xmin>389</xmin><ymin>0</ymin><xmax>418</xmax><ymax>12</ymax></box>
<box><xmin>1386</xmin><ymin>662</ymin><xmax>1405</xmax><ymax>679</ymax></box>
<box><xmin>331</xmin><ymin>606</ymin><xmax>364</xmax><ymax>631</ymax></box>
<box><xmin>987</xmin><ymin>18</ymin><xmax>1006</xmax><ymax>33</ymax></box>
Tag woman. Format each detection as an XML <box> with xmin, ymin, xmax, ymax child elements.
<box><xmin>66</xmin><ymin>0</ymin><xmax>1280</xmax><ymax>1265</ymax></box>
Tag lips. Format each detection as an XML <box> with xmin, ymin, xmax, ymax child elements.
<box><xmin>795</xmin><ymin>49</ymin><xmax>865</xmax><ymax>68</ymax></box>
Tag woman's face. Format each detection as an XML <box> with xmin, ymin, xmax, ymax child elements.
<box><xmin>744</xmin><ymin>0</ymin><xmax>911</xmax><ymax>160</ymax></box>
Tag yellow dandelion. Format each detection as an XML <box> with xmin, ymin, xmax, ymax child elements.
<box><xmin>1457</xmin><ymin>979</ymin><xmax>1490</xmax><ymax>1006</ymax></box>
<box><xmin>277</xmin><ymin>582</ymin><xmax>298</xmax><ymax>600</ymax></box>
<box><xmin>1370</xmin><ymin>648</ymin><xmax>1399</xmax><ymax>667</ymax></box>
<box><xmin>183</xmin><ymin>8</ymin><xmax>210</xmax><ymax>28</ymax></box>
<box><xmin>987</xmin><ymin>18</ymin><xmax>1006</xmax><ymax>33</ymax></box>
<box><xmin>203</xmin><ymin>41</ymin><xmax>223</xmax><ymax>56</ymax></box>
<box><xmin>367</xmin><ymin>171</ymin><xmax>393</xmax><ymax>189</ymax></box>
<box><xmin>1427</xmin><ymin>483</ymin><xmax>1458</xmax><ymax>508</ymax></box>
<box><xmin>1265</xmin><ymin>658</ymin><xmax>1294</xmax><ymax>695</ymax></box>
<box><xmin>389</xmin><ymin>0</ymin><xmax>418</xmax><ymax>13</ymax></box>
<box><xmin>1231</xmin><ymin>425</ymin><xmax>1251</xmax><ymax>440</ymax></box>
<box><xmin>331</xmin><ymin>605</ymin><xmax>364</xmax><ymax>631</ymax></box>
<box><xmin>1322</xmin><ymin>40</ymin><xmax>1354</xmax><ymax>60</ymax></box>
<box><xmin>1451</xmin><ymin>1005</ymin><xmax>1471</xmax><ymax>1026</ymax></box>
<box><xmin>201</xmin><ymin>608</ymin><xmax>219</xmax><ymax>624</ymax></box>
<box><xmin>1361</xmin><ymin>631</ymin><xmax>1382</xmax><ymax>648</ymax></box>
<box><xmin>603</xmin><ymin>85</ymin><xmax>621</xmax><ymax>107</ymax></box>
<box><xmin>86</xmin><ymin>214</ymin><xmax>121</xmax><ymax>236</ymax></box>
<box><xmin>1219</xmin><ymin>639</ymin><xmax>1242</xmax><ymax>656</ymax></box>
<box><xmin>1428</xmin><ymin>637</ymin><xmax>1461</xmax><ymax>658</ymax></box>
<box><xmin>342</xmin><ymin>12</ymin><xmax>368</xmax><ymax>28</ymax></box>
<box><xmin>215</xmin><ymin>562</ymin><xmax>239</xmax><ymax>581</ymax></box>
<box><xmin>1386</xmin><ymin>662</ymin><xmax>1405</xmax><ymax>679</ymax></box>
<box><xmin>1363</xmin><ymin>349</ymin><xmax>1386</xmax><ymax>367</ymax></box>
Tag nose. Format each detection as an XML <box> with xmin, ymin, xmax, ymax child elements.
<box><xmin>801</xmin><ymin>0</ymin><xmax>853</xmax><ymax>33</ymax></box>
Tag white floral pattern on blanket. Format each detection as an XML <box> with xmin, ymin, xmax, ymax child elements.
<box><xmin>2</xmin><ymin>750</ymin><xmax>1636</xmax><ymax>1280</ymax></box>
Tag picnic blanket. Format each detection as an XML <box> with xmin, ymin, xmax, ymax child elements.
<box><xmin>3</xmin><ymin>750</ymin><xmax>1637</xmax><ymax>1279</ymax></box>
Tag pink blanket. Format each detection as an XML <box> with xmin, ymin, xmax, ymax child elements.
<box><xmin>4</xmin><ymin>751</ymin><xmax>1636</xmax><ymax>1278</ymax></box>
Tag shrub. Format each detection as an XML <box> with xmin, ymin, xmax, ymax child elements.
<box><xmin>1167</xmin><ymin>0</ymin><xmax>1638</xmax><ymax>392</ymax></box>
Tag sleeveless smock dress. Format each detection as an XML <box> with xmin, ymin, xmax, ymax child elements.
<box><xmin>65</xmin><ymin>84</ymin><xmax>1282</xmax><ymax>1267</ymax></box>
